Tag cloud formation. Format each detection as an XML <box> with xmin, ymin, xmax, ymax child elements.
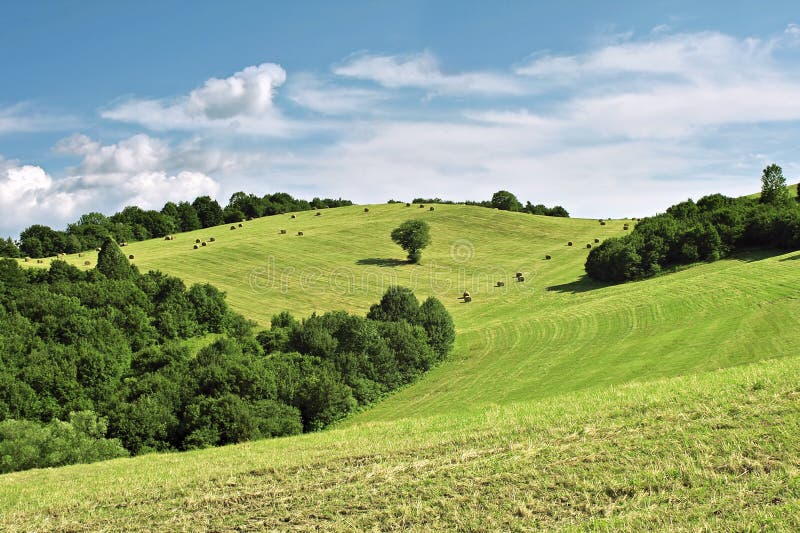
<box><xmin>102</xmin><ymin>63</ymin><xmax>295</xmax><ymax>134</ymax></box>
<box><xmin>334</xmin><ymin>51</ymin><xmax>525</xmax><ymax>95</ymax></box>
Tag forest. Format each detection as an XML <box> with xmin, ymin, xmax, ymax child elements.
<box><xmin>0</xmin><ymin>240</ymin><xmax>454</xmax><ymax>473</ymax></box>
<box><xmin>586</xmin><ymin>165</ymin><xmax>800</xmax><ymax>282</ymax></box>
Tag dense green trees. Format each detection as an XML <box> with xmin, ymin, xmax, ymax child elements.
<box><xmin>0</xmin><ymin>258</ymin><xmax>454</xmax><ymax>472</ymax></box>
<box><xmin>391</xmin><ymin>220</ymin><xmax>431</xmax><ymax>263</ymax></box>
<box><xmin>491</xmin><ymin>190</ymin><xmax>523</xmax><ymax>212</ymax></box>
<box><xmin>2</xmin><ymin>191</ymin><xmax>354</xmax><ymax>259</ymax></box>
<box><xmin>586</xmin><ymin>167</ymin><xmax>800</xmax><ymax>282</ymax></box>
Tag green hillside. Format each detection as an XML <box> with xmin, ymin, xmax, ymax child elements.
<box><xmin>6</xmin><ymin>204</ymin><xmax>800</xmax><ymax>529</ymax></box>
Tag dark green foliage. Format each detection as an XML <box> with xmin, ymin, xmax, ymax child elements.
<box><xmin>760</xmin><ymin>164</ymin><xmax>790</xmax><ymax>207</ymax></box>
<box><xmin>0</xmin><ymin>237</ymin><xmax>20</xmax><ymax>258</ymax></box>
<box><xmin>367</xmin><ymin>286</ymin><xmax>420</xmax><ymax>322</ymax></box>
<box><xmin>192</xmin><ymin>196</ymin><xmax>225</xmax><ymax>228</ymax></box>
<box><xmin>391</xmin><ymin>219</ymin><xmax>431</xmax><ymax>263</ymax></box>
<box><xmin>97</xmin><ymin>238</ymin><xmax>133</xmax><ymax>280</ymax></box>
<box><xmin>491</xmin><ymin>190</ymin><xmax>522</xmax><ymax>212</ymax></box>
<box><xmin>586</xmin><ymin>182</ymin><xmax>800</xmax><ymax>282</ymax></box>
<box><xmin>0</xmin><ymin>267</ymin><xmax>454</xmax><ymax>472</ymax></box>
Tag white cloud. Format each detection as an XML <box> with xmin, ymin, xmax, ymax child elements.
<box><xmin>0</xmin><ymin>104</ymin><xmax>79</xmax><ymax>134</ymax></box>
<box><xmin>102</xmin><ymin>63</ymin><xmax>297</xmax><ymax>135</ymax></box>
<box><xmin>334</xmin><ymin>51</ymin><xmax>525</xmax><ymax>95</ymax></box>
<box><xmin>287</xmin><ymin>73</ymin><xmax>387</xmax><ymax>115</ymax></box>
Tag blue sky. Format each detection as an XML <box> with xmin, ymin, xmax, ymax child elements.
<box><xmin>1</xmin><ymin>1</ymin><xmax>799</xmax><ymax>237</ymax></box>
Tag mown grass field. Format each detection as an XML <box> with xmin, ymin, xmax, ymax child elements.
<box><xmin>6</xmin><ymin>203</ymin><xmax>800</xmax><ymax>530</ymax></box>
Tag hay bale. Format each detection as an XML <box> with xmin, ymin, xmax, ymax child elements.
<box><xmin>280</xmin><ymin>229</ymin><xmax>287</xmax><ymax>234</ymax></box>
<box><xmin>496</xmin><ymin>281</ymin><xmax>505</xmax><ymax>287</ymax></box>
<box><xmin>464</xmin><ymin>295</ymin><xmax>472</xmax><ymax>303</ymax></box>
<box><xmin>78</xmin><ymin>253</ymin><xmax>83</xmax><ymax>258</ymax></box>
<box><xmin>84</xmin><ymin>260</ymin><xmax>91</xmax><ymax>266</ymax></box>
<box><xmin>517</xmin><ymin>276</ymin><xmax>525</xmax><ymax>282</ymax></box>
<box><xmin>96</xmin><ymin>247</ymin><xmax>101</xmax><ymax>252</ymax></box>
<box><xmin>291</xmin><ymin>214</ymin><xmax>296</xmax><ymax>219</ymax></box>
<box><xmin>515</xmin><ymin>272</ymin><xmax>523</xmax><ymax>278</ymax></box>
<box><xmin>24</xmin><ymin>257</ymin><xmax>30</xmax><ymax>262</ymax></box>
<box><xmin>586</xmin><ymin>243</ymin><xmax>592</xmax><ymax>249</ymax></box>
<box><xmin>209</xmin><ymin>237</ymin><xmax>216</xmax><ymax>242</ymax></box>
<box><xmin>315</xmin><ymin>212</ymin><xmax>321</xmax><ymax>217</ymax></box>
<box><xmin>128</xmin><ymin>254</ymin><xmax>135</xmax><ymax>259</ymax></box>
<box><xmin>405</xmin><ymin>203</ymin><xmax>411</xmax><ymax>207</ymax></box>
<box><xmin>568</xmin><ymin>241</ymin><xmax>573</xmax><ymax>246</ymax></box>
<box><xmin>600</xmin><ymin>221</ymin><xmax>606</xmax><ymax>226</ymax></box>
<box><xmin>36</xmin><ymin>259</ymin><xmax>43</xmax><ymax>264</ymax></box>
<box><xmin>545</xmin><ymin>255</ymin><xmax>551</xmax><ymax>260</ymax></box>
<box><xmin>201</xmin><ymin>241</ymin><xmax>207</xmax><ymax>247</ymax></box>
<box><xmin>165</xmin><ymin>236</ymin><xmax>171</xmax><ymax>241</ymax></box>
<box><xmin>120</xmin><ymin>242</ymin><xmax>127</xmax><ymax>247</ymax></box>
<box><xmin>594</xmin><ymin>238</ymin><xmax>600</xmax><ymax>243</ymax></box>
<box><xmin>429</xmin><ymin>206</ymin><xmax>435</xmax><ymax>211</ymax></box>
<box><xmin>196</xmin><ymin>238</ymin><xmax>201</xmax><ymax>243</ymax></box>
<box><xmin>364</xmin><ymin>207</ymin><xmax>370</xmax><ymax>212</ymax></box>
<box><xmin>419</xmin><ymin>204</ymin><xmax>425</xmax><ymax>208</ymax></box>
<box><xmin>239</xmin><ymin>223</ymin><xmax>243</xmax><ymax>227</ymax></box>
<box><xmin>463</xmin><ymin>291</ymin><xmax>471</xmax><ymax>298</ymax></box>
<box><xmin>193</xmin><ymin>244</ymin><xmax>199</xmax><ymax>250</ymax></box>
<box><xmin>297</xmin><ymin>231</ymin><xmax>304</xmax><ymax>236</ymax></box>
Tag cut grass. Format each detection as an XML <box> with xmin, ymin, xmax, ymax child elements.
<box><xmin>9</xmin><ymin>203</ymin><xmax>800</xmax><ymax>529</ymax></box>
<box><xmin>1</xmin><ymin>355</ymin><xmax>798</xmax><ymax>531</ymax></box>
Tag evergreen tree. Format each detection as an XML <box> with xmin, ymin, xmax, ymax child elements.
<box><xmin>97</xmin><ymin>238</ymin><xmax>132</xmax><ymax>280</ymax></box>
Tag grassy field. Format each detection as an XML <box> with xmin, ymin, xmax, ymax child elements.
<box><xmin>6</xmin><ymin>203</ymin><xmax>800</xmax><ymax>529</ymax></box>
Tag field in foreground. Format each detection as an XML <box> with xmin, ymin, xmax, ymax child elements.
<box><xmin>1</xmin><ymin>355</ymin><xmax>798</xmax><ymax>530</ymax></box>
<box><xmin>6</xmin><ymin>203</ymin><xmax>800</xmax><ymax>529</ymax></box>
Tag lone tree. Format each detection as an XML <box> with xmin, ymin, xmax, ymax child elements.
<box><xmin>391</xmin><ymin>219</ymin><xmax>431</xmax><ymax>264</ymax></box>
<box><xmin>491</xmin><ymin>190</ymin><xmax>522</xmax><ymax>212</ymax></box>
<box><xmin>760</xmin><ymin>164</ymin><xmax>790</xmax><ymax>206</ymax></box>
<box><xmin>97</xmin><ymin>237</ymin><xmax>133</xmax><ymax>280</ymax></box>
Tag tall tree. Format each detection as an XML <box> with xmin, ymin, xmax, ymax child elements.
<box><xmin>390</xmin><ymin>219</ymin><xmax>431</xmax><ymax>264</ymax></box>
<box><xmin>760</xmin><ymin>164</ymin><xmax>790</xmax><ymax>206</ymax></box>
<box><xmin>192</xmin><ymin>196</ymin><xmax>224</xmax><ymax>228</ymax></box>
<box><xmin>491</xmin><ymin>190</ymin><xmax>522</xmax><ymax>212</ymax></box>
<box><xmin>97</xmin><ymin>238</ymin><xmax>133</xmax><ymax>280</ymax></box>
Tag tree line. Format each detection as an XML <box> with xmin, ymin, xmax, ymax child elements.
<box><xmin>0</xmin><ymin>240</ymin><xmax>454</xmax><ymax>473</ymax></box>
<box><xmin>586</xmin><ymin>165</ymin><xmax>800</xmax><ymax>282</ymax></box>
<box><xmin>0</xmin><ymin>192</ymin><xmax>353</xmax><ymax>259</ymax></box>
<box><xmin>400</xmin><ymin>190</ymin><xmax>569</xmax><ymax>217</ymax></box>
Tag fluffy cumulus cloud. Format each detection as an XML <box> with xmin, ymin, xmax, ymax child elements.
<box><xmin>0</xmin><ymin>135</ymin><xmax>228</xmax><ymax>236</ymax></box>
<box><xmin>333</xmin><ymin>51</ymin><xmax>525</xmax><ymax>95</ymax></box>
<box><xmin>102</xmin><ymin>63</ymin><xmax>294</xmax><ymax>134</ymax></box>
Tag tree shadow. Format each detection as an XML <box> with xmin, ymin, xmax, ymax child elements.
<box><xmin>356</xmin><ymin>258</ymin><xmax>409</xmax><ymax>267</ymax></box>
<box><xmin>779</xmin><ymin>252</ymin><xmax>800</xmax><ymax>261</ymax></box>
<box><xmin>546</xmin><ymin>275</ymin><xmax>610</xmax><ymax>294</ymax></box>
<box><xmin>730</xmin><ymin>248</ymin><xmax>790</xmax><ymax>263</ymax></box>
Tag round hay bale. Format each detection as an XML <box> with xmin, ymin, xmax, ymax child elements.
<box><xmin>496</xmin><ymin>281</ymin><xmax>505</xmax><ymax>287</ymax></box>
<box><xmin>515</xmin><ymin>272</ymin><xmax>523</xmax><ymax>278</ymax></box>
<box><xmin>463</xmin><ymin>291</ymin><xmax>470</xmax><ymax>298</ymax></box>
<box><xmin>568</xmin><ymin>241</ymin><xmax>573</xmax><ymax>246</ymax></box>
<box><xmin>586</xmin><ymin>243</ymin><xmax>592</xmax><ymax>249</ymax></box>
<box><xmin>193</xmin><ymin>244</ymin><xmax>199</xmax><ymax>250</ymax></box>
<box><xmin>209</xmin><ymin>237</ymin><xmax>215</xmax><ymax>242</ymax></box>
<box><xmin>315</xmin><ymin>212</ymin><xmax>321</xmax><ymax>217</ymax></box>
<box><xmin>297</xmin><ymin>231</ymin><xmax>304</xmax><ymax>236</ymax></box>
<box><xmin>517</xmin><ymin>276</ymin><xmax>525</xmax><ymax>282</ymax></box>
<box><xmin>95</xmin><ymin>247</ymin><xmax>101</xmax><ymax>252</ymax></box>
<box><xmin>238</xmin><ymin>223</ymin><xmax>243</xmax><ymax>227</ymax></box>
<box><xmin>201</xmin><ymin>241</ymin><xmax>207</xmax><ymax>247</ymax></box>
<box><xmin>545</xmin><ymin>255</ymin><xmax>551</xmax><ymax>260</ymax></box>
<box><xmin>230</xmin><ymin>226</ymin><xmax>236</xmax><ymax>230</ymax></box>
<box><xmin>405</xmin><ymin>203</ymin><xmax>411</xmax><ymax>207</ymax></box>
<box><xmin>196</xmin><ymin>238</ymin><xmax>201</xmax><ymax>243</ymax></box>
<box><xmin>429</xmin><ymin>206</ymin><xmax>435</xmax><ymax>211</ymax></box>
<box><xmin>120</xmin><ymin>242</ymin><xmax>127</xmax><ymax>247</ymax></box>
<box><xmin>280</xmin><ymin>229</ymin><xmax>287</xmax><ymax>234</ymax></box>
<box><xmin>594</xmin><ymin>238</ymin><xmax>600</xmax><ymax>243</ymax></box>
<box><xmin>419</xmin><ymin>204</ymin><xmax>425</xmax><ymax>208</ymax></box>
<box><xmin>84</xmin><ymin>260</ymin><xmax>91</xmax><ymax>266</ymax></box>
<box><xmin>128</xmin><ymin>254</ymin><xmax>135</xmax><ymax>259</ymax></box>
<box><xmin>165</xmin><ymin>236</ymin><xmax>171</xmax><ymax>241</ymax></box>
<box><xmin>600</xmin><ymin>221</ymin><xmax>606</xmax><ymax>226</ymax></box>
<box><xmin>78</xmin><ymin>253</ymin><xmax>83</xmax><ymax>257</ymax></box>
<box><xmin>623</xmin><ymin>226</ymin><xmax>629</xmax><ymax>231</ymax></box>
<box><xmin>36</xmin><ymin>259</ymin><xmax>43</xmax><ymax>264</ymax></box>
<box><xmin>291</xmin><ymin>214</ymin><xmax>296</xmax><ymax>219</ymax></box>
<box><xmin>464</xmin><ymin>295</ymin><xmax>472</xmax><ymax>303</ymax></box>
<box><xmin>364</xmin><ymin>207</ymin><xmax>370</xmax><ymax>212</ymax></box>
<box><xmin>24</xmin><ymin>257</ymin><xmax>30</xmax><ymax>262</ymax></box>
